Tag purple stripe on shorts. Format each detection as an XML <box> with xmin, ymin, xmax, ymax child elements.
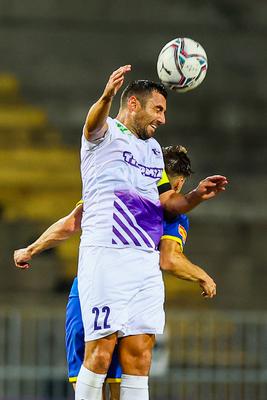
<box><xmin>113</xmin><ymin>213</ymin><xmax>141</xmax><ymax>246</ymax></box>
<box><xmin>114</xmin><ymin>201</ymin><xmax>153</xmax><ymax>248</ymax></box>
<box><xmin>112</xmin><ymin>226</ymin><xmax>129</xmax><ymax>245</ymax></box>
<box><xmin>112</xmin><ymin>239</ymin><xmax>117</xmax><ymax>244</ymax></box>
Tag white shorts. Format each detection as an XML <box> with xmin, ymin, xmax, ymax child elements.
<box><xmin>77</xmin><ymin>246</ymin><xmax>165</xmax><ymax>341</ymax></box>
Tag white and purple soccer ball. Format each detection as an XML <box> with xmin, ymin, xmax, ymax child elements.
<box><xmin>157</xmin><ymin>37</ymin><xmax>208</xmax><ymax>93</ymax></box>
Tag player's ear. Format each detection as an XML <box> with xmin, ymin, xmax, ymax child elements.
<box><xmin>127</xmin><ymin>96</ymin><xmax>141</xmax><ymax>111</ymax></box>
<box><xmin>174</xmin><ymin>176</ymin><xmax>185</xmax><ymax>193</ymax></box>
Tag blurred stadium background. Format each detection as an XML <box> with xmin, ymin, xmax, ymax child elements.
<box><xmin>0</xmin><ymin>0</ymin><xmax>267</xmax><ymax>399</ymax></box>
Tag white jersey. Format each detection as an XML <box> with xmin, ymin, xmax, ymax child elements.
<box><xmin>80</xmin><ymin>117</ymin><xmax>164</xmax><ymax>251</ymax></box>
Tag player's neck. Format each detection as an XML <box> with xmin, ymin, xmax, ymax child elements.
<box><xmin>116</xmin><ymin>112</ymin><xmax>139</xmax><ymax>139</ymax></box>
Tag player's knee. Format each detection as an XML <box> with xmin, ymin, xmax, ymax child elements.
<box><xmin>141</xmin><ymin>347</ymin><xmax>153</xmax><ymax>369</ymax></box>
<box><xmin>138</xmin><ymin>348</ymin><xmax>152</xmax><ymax>373</ymax></box>
<box><xmin>122</xmin><ymin>348</ymin><xmax>152</xmax><ymax>375</ymax></box>
<box><xmin>84</xmin><ymin>347</ymin><xmax>112</xmax><ymax>373</ymax></box>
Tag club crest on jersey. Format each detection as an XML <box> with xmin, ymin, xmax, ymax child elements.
<box><xmin>178</xmin><ymin>224</ymin><xmax>187</xmax><ymax>244</ymax></box>
<box><xmin>123</xmin><ymin>151</ymin><xmax>163</xmax><ymax>179</ymax></box>
<box><xmin>152</xmin><ymin>148</ymin><xmax>161</xmax><ymax>156</ymax></box>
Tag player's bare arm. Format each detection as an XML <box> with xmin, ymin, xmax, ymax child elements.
<box><xmin>160</xmin><ymin>238</ymin><xmax>216</xmax><ymax>298</ymax></box>
<box><xmin>160</xmin><ymin>175</ymin><xmax>228</xmax><ymax>215</ymax></box>
<box><xmin>83</xmin><ymin>65</ymin><xmax>131</xmax><ymax>141</ymax></box>
<box><xmin>14</xmin><ymin>204</ymin><xmax>83</xmax><ymax>270</ymax></box>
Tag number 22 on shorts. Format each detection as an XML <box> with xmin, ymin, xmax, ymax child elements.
<box><xmin>92</xmin><ymin>306</ymin><xmax>111</xmax><ymax>330</ymax></box>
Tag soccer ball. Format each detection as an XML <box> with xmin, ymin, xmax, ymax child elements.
<box><xmin>157</xmin><ymin>37</ymin><xmax>208</xmax><ymax>93</ymax></box>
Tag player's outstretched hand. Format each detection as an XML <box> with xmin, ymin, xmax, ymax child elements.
<box><xmin>103</xmin><ymin>65</ymin><xmax>131</xmax><ymax>99</ymax></box>
<box><xmin>199</xmin><ymin>276</ymin><xmax>216</xmax><ymax>299</ymax></box>
<box><xmin>195</xmin><ymin>175</ymin><xmax>228</xmax><ymax>201</ymax></box>
<box><xmin>14</xmin><ymin>248</ymin><xmax>32</xmax><ymax>270</ymax></box>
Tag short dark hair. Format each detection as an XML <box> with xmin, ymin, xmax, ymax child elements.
<box><xmin>162</xmin><ymin>145</ymin><xmax>193</xmax><ymax>178</ymax></box>
<box><xmin>120</xmin><ymin>80</ymin><xmax>167</xmax><ymax>107</ymax></box>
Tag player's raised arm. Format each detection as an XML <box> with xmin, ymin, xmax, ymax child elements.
<box><xmin>14</xmin><ymin>204</ymin><xmax>83</xmax><ymax>270</ymax></box>
<box><xmin>83</xmin><ymin>65</ymin><xmax>131</xmax><ymax>142</ymax></box>
<box><xmin>160</xmin><ymin>239</ymin><xmax>216</xmax><ymax>298</ymax></box>
<box><xmin>160</xmin><ymin>175</ymin><xmax>228</xmax><ymax>215</ymax></box>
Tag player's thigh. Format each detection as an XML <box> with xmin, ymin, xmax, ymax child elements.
<box><xmin>105</xmin><ymin>344</ymin><xmax>121</xmax><ymax>399</ymax></box>
<box><xmin>106</xmin><ymin>343</ymin><xmax>122</xmax><ymax>381</ymax></box>
<box><xmin>83</xmin><ymin>333</ymin><xmax>118</xmax><ymax>373</ymax></box>
<box><xmin>119</xmin><ymin>334</ymin><xmax>156</xmax><ymax>375</ymax></box>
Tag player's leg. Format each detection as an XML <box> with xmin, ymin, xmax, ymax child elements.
<box><xmin>65</xmin><ymin>280</ymin><xmax>110</xmax><ymax>400</ymax></box>
<box><xmin>119</xmin><ymin>334</ymin><xmax>155</xmax><ymax>375</ymax></box>
<box><xmin>75</xmin><ymin>335</ymin><xmax>117</xmax><ymax>400</ymax></box>
<box><xmin>76</xmin><ymin>246</ymin><xmax>153</xmax><ymax>400</ymax></box>
<box><xmin>106</xmin><ymin>344</ymin><xmax>122</xmax><ymax>400</ymax></box>
<box><xmin>66</xmin><ymin>292</ymin><xmax>120</xmax><ymax>400</ymax></box>
<box><xmin>118</xmin><ymin>250</ymin><xmax>165</xmax><ymax>400</ymax></box>
<box><xmin>103</xmin><ymin>381</ymin><xmax>120</xmax><ymax>400</ymax></box>
<box><xmin>83</xmin><ymin>334</ymin><xmax>118</xmax><ymax>372</ymax></box>
<box><xmin>103</xmin><ymin>382</ymin><xmax>120</xmax><ymax>400</ymax></box>
<box><xmin>75</xmin><ymin>246</ymin><xmax>129</xmax><ymax>400</ymax></box>
<box><xmin>118</xmin><ymin>334</ymin><xmax>155</xmax><ymax>400</ymax></box>
<box><xmin>102</xmin><ymin>382</ymin><xmax>107</xmax><ymax>400</ymax></box>
<box><xmin>65</xmin><ymin>287</ymin><xmax>85</xmax><ymax>389</ymax></box>
<box><xmin>109</xmin><ymin>383</ymin><xmax>120</xmax><ymax>400</ymax></box>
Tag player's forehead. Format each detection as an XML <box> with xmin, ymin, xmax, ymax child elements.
<box><xmin>146</xmin><ymin>90</ymin><xmax>166</xmax><ymax>111</ymax></box>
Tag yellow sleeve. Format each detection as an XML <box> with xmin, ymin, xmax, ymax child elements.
<box><xmin>160</xmin><ymin>235</ymin><xmax>184</xmax><ymax>252</ymax></box>
<box><xmin>157</xmin><ymin>170</ymin><xmax>169</xmax><ymax>187</ymax></box>
<box><xmin>157</xmin><ymin>170</ymin><xmax>171</xmax><ymax>194</ymax></box>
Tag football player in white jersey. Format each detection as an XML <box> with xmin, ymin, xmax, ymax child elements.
<box><xmin>14</xmin><ymin>146</ymin><xmax>217</xmax><ymax>400</ymax></box>
<box><xmin>15</xmin><ymin>65</ymin><xmax>227</xmax><ymax>400</ymax></box>
<box><xmin>75</xmin><ymin>65</ymin><xmax>227</xmax><ymax>400</ymax></box>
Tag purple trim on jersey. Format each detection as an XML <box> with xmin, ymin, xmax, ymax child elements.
<box><xmin>114</xmin><ymin>201</ymin><xmax>152</xmax><ymax>248</ymax></box>
<box><xmin>115</xmin><ymin>190</ymin><xmax>163</xmax><ymax>248</ymax></box>
<box><xmin>112</xmin><ymin>226</ymin><xmax>129</xmax><ymax>245</ymax></box>
<box><xmin>112</xmin><ymin>239</ymin><xmax>118</xmax><ymax>244</ymax></box>
<box><xmin>113</xmin><ymin>213</ymin><xmax>141</xmax><ymax>246</ymax></box>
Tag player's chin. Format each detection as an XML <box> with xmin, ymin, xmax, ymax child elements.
<box><xmin>139</xmin><ymin>128</ymin><xmax>154</xmax><ymax>140</ymax></box>
<box><xmin>146</xmin><ymin>125</ymin><xmax>156</xmax><ymax>138</ymax></box>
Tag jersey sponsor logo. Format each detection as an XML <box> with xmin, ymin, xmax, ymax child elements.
<box><xmin>123</xmin><ymin>151</ymin><xmax>163</xmax><ymax>179</ymax></box>
<box><xmin>116</xmin><ymin>121</ymin><xmax>132</xmax><ymax>136</ymax></box>
<box><xmin>178</xmin><ymin>224</ymin><xmax>187</xmax><ymax>244</ymax></box>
